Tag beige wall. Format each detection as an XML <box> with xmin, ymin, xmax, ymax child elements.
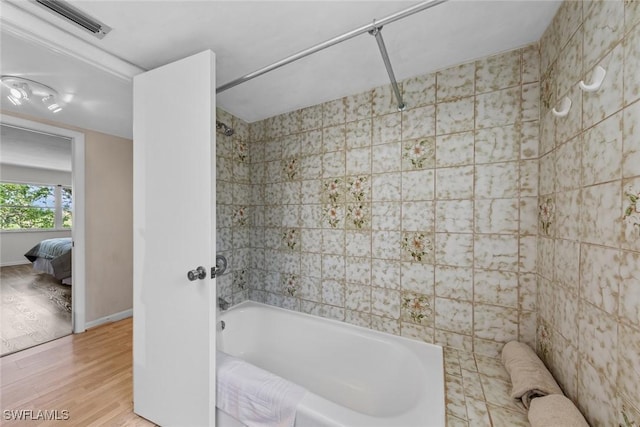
<box><xmin>537</xmin><ymin>1</ymin><xmax>640</xmax><ymax>425</ymax></box>
<box><xmin>1</xmin><ymin>110</ymin><xmax>134</xmax><ymax>324</ymax></box>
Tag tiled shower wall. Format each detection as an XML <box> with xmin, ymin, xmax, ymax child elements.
<box><xmin>240</xmin><ymin>43</ymin><xmax>541</xmax><ymax>358</ymax></box>
<box><xmin>216</xmin><ymin>109</ymin><xmax>252</xmax><ymax>305</ymax></box>
<box><xmin>536</xmin><ymin>1</ymin><xmax>640</xmax><ymax>426</ymax></box>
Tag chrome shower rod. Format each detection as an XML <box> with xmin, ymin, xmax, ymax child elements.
<box><xmin>369</xmin><ymin>26</ymin><xmax>405</xmax><ymax>111</ymax></box>
<box><xmin>216</xmin><ymin>0</ymin><xmax>449</xmax><ymax>94</ymax></box>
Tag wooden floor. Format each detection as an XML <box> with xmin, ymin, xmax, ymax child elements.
<box><xmin>0</xmin><ymin>318</ymin><xmax>156</xmax><ymax>426</ymax></box>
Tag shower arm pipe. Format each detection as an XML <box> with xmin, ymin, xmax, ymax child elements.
<box><xmin>216</xmin><ymin>0</ymin><xmax>449</xmax><ymax>93</ymax></box>
<box><xmin>369</xmin><ymin>26</ymin><xmax>404</xmax><ymax>111</ymax></box>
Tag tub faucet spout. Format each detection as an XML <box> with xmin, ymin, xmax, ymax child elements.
<box><xmin>218</xmin><ymin>297</ymin><xmax>230</xmax><ymax>311</ymax></box>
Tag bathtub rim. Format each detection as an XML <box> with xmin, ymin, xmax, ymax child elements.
<box><xmin>219</xmin><ymin>300</ymin><xmax>445</xmax><ymax>355</ymax></box>
<box><xmin>217</xmin><ymin>300</ymin><xmax>446</xmax><ymax>426</ymax></box>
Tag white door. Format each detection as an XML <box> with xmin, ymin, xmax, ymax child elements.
<box><xmin>132</xmin><ymin>50</ymin><xmax>216</xmax><ymax>426</ymax></box>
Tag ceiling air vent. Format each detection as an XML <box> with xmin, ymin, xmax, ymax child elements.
<box><xmin>35</xmin><ymin>0</ymin><xmax>112</xmax><ymax>39</ymax></box>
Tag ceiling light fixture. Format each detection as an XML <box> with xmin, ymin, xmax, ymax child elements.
<box><xmin>1</xmin><ymin>76</ymin><xmax>64</xmax><ymax>114</ymax></box>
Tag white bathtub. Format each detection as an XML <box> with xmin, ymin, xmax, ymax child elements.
<box><xmin>215</xmin><ymin>301</ymin><xmax>445</xmax><ymax>427</ymax></box>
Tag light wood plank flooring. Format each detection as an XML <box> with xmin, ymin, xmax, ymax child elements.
<box><xmin>0</xmin><ymin>318</ymin><xmax>155</xmax><ymax>426</ymax></box>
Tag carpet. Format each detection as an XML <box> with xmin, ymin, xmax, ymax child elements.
<box><xmin>1</xmin><ymin>264</ymin><xmax>72</xmax><ymax>356</ymax></box>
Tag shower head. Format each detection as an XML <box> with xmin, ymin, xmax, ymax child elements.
<box><xmin>216</xmin><ymin>120</ymin><xmax>234</xmax><ymax>136</ymax></box>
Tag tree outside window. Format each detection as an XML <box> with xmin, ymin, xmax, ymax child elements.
<box><xmin>0</xmin><ymin>183</ymin><xmax>72</xmax><ymax>230</ymax></box>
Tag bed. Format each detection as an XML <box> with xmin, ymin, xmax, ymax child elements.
<box><xmin>24</xmin><ymin>237</ymin><xmax>72</xmax><ymax>285</ymax></box>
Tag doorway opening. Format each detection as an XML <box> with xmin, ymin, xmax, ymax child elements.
<box><xmin>1</xmin><ymin>115</ymin><xmax>86</xmax><ymax>356</ymax></box>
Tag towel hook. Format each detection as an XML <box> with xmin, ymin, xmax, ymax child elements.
<box><xmin>551</xmin><ymin>96</ymin><xmax>572</xmax><ymax>117</ymax></box>
<box><xmin>579</xmin><ymin>66</ymin><xmax>606</xmax><ymax>92</ymax></box>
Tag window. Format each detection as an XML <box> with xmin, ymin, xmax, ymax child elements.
<box><xmin>0</xmin><ymin>183</ymin><xmax>72</xmax><ymax>230</ymax></box>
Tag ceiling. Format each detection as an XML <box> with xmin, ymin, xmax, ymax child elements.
<box><xmin>0</xmin><ymin>124</ymin><xmax>72</xmax><ymax>171</ymax></box>
<box><xmin>0</xmin><ymin>0</ymin><xmax>561</xmax><ymax>139</ymax></box>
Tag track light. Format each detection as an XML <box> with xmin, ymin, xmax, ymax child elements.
<box><xmin>1</xmin><ymin>76</ymin><xmax>64</xmax><ymax>114</ymax></box>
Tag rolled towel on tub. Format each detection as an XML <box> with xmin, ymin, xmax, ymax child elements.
<box><xmin>216</xmin><ymin>351</ymin><xmax>307</xmax><ymax>427</ymax></box>
<box><xmin>501</xmin><ymin>341</ymin><xmax>563</xmax><ymax>408</ymax></box>
<box><xmin>528</xmin><ymin>395</ymin><xmax>589</xmax><ymax>427</ymax></box>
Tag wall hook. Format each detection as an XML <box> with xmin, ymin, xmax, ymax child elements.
<box><xmin>579</xmin><ymin>65</ymin><xmax>606</xmax><ymax>92</ymax></box>
<box><xmin>551</xmin><ymin>96</ymin><xmax>572</xmax><ymax>117</ymax></box>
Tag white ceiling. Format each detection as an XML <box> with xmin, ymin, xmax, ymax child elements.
<box><xmin>0</xmin><ymin>124</ymin><xmax>72</xmax><ymax>171</ymax></box>
<box><xmin>0</xmin><ymin>0</ymin><xmax>561</xmax><ymax>139</ymax></box>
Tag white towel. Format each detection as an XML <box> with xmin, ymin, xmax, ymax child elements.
<box><xmin>216</xmin><ymin>351</ymin><xmax>307</xmax><ymax>427</ymax></box>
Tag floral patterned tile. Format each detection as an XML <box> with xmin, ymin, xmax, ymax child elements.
<box><xmin>346</xmin><ymin>175</ymin><xmax>370</xmax><ymax>203</ymax></box>
<box><xmin>403</xmin><ymin>137</ymin><xmax>435</xmax><ymax>170</ymax></box>
<box><xmin>345</xmin><ymin>203</ymin><xmax>370</xmax><ymax>230</ymax></box>
<box><xmin>401</xmin><ymin>231</ymin><xmax>435</xmax><ymax>263</ymax></box>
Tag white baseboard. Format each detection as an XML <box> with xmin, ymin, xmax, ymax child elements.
<box><xmin>85</xmin><ymin>308</ymin><xmax>133</xmax><ymax>329</ymax></box>
<box><xmin>1</xmin><ymin>261</ymin><xmax>31</xmax><ymax>267</ymax></box>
